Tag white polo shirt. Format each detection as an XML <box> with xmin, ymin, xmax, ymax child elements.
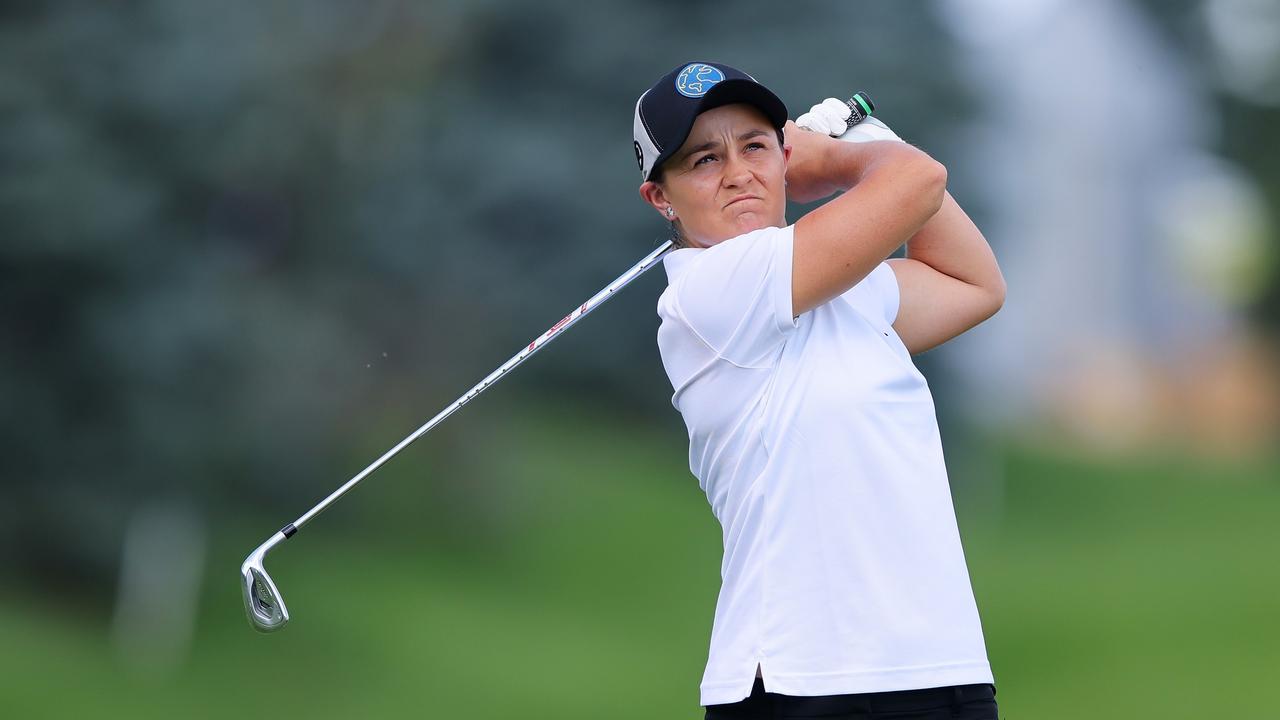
<box><xmin>656</xmin><ymin>224</ymin><xmax>994</xmax><ymax>706</ymax></box>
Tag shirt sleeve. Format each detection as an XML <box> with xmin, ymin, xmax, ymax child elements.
<box><xmin>867</xmin><ymin>261</ymin><xmax>901</xmax><ymax>326</ymax></box>
<box><xmin>838</xmin><ymin>260</ymin><xmax>901</xmax><ymax>328</ymax></box>
<box><xmin>669</xmin><ymin>225</ymin><xmax>797</xmax><ymax>367</ymax></box>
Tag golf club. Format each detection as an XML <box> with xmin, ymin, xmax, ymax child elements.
<box><xmin>242</xmin><ymin>93</ymin><xmax>877</xmax><ymax>633</ymax></box>
<box><xmin>241</xmin><ymin>238</ymin><xmax>675</xmax><ymax>631</ymax></box>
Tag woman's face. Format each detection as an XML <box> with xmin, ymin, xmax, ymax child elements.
<box><xmin>640</xmin><ymin>103</ymin><xmax>790</xmax><ymax>248</ymax></box>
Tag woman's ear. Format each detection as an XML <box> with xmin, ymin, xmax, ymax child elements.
<box><xmin>639</xmin><ymin>181</ymin><xmax>671</xmax><ymax>219</ymax></box>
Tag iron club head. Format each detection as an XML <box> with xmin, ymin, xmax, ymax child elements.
<box><xmin>241</xmin><ymin>531</ymin><xmax>290</xmax><ymax>632</ymax></box>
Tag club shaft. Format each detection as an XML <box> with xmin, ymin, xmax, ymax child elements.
<box><xmin>287</xmin><ymin>240</ymin><xmax>676</xmax><ymax>533</ymax></box>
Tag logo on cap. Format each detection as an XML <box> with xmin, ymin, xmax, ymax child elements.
<box><xmin>675</xmin><ymin>63</ymin><xmax>725</xmax><ymax>98</ymax></box>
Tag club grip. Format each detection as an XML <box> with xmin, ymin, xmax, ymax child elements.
<box><xmin>845</xmin><ymin>92</ymin><xmax>875</xmax><ymax>129</ymax></box>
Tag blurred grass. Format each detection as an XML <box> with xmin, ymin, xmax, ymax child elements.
<box><xmin>1</xmin><ymin>404</ymin><xmax>1276</xmax><ymax>718</ymax></box>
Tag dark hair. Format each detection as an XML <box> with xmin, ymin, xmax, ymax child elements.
<box><xmin>668</xmin><ymin>219</ymin><xmax>689</xmax><ymax>249</ymax></box>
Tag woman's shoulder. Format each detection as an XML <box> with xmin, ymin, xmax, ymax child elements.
<box><xmin>708</xmin><ymin>223</ymin><xmax>793</xmax><ymax>252</ymax></box>
<box><xmin>665</xmin><ymin>224</ymin><xmax>793</xmax><ymax>287</ymax></box>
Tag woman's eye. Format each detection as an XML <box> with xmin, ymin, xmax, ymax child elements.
<box><xmin>745</xmin><ymin>142</ymin><xmax>765</xmax><ymax>151</ymax></box>
<box><xmin>694</xmin><ymin>154</ymin><xmax>716</xmax><ymax>166</ymax></box>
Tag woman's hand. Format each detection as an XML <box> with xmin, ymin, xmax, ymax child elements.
<box><xmin>783</xmin><ymin>120</ymin><xmax>850</xmax><ymax>203</ymax></box>
<box><xmin>787</xmin><ymin>98</ymin><xmax>910</xmax><ymax>204</ymax></box>
<box><xmin>796</xmin><ymin>98</ymin><xmax>904</xmax><ymax>144</ymax></box>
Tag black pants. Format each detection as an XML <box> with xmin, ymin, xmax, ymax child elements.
<box><xmin>704</xmin><ymin>677</ymin><xmax>998</xmax><ymax>720</ymax></box>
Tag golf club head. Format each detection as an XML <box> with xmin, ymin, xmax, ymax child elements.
<box><xmin>241</xmin><ymin>531</ymin><xmax>290</xmax><ymax>632</ymax></box>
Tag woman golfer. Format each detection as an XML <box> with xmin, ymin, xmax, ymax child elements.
<box><xmin>634</xmin><ymin>62</ymin><xmax>1006</xmax><ymax>719</ymax></box>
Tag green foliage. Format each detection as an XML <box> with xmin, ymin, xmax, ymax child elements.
<box><xmin>3</xmin><ymin>2</ymin><xmax>1279</xmax><ymax>714</ymax></box>
<box><xmin>0</xmin><ymin>0</ymin><xmax>965</xmax><ymax>585</ymax></box>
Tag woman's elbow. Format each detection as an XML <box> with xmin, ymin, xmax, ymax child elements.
<box><xmin>915</xmin><ymin>156</ymin><xmax>948</xmax><ymax>216</ymax></box>
<box><xmin>890</xmin><ymin>143</ymin><xmax>948</xmax><ymax>217</ymax></box>
<box><xmin>981</xmin><ymin>273</ymin><xmax>1007</xmax><ymax>319</ymax></box>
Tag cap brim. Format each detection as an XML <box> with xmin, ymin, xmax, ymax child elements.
<box><xmin>646</xmin><ymin>80</ymin><xmax>789</xmax><ymax>181</ymax></box>
<box><xmin>696</xmin><ymin>79</ymin><xmax>788</xmax><ymax>129</ymax></box>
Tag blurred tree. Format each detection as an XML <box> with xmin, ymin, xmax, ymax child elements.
<box><xmin>0</xmin><ymin>0</ymin><xmax>1031</xmax><ymax>600</ymax></box>
<box><xmin>1135</xmin><ymin>0</ymin><xmax>1280</xmax><ymax>325</ymax></box>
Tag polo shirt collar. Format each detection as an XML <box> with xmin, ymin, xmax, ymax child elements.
<box><xmin>663</xmin><ymin>247</ymin><xmax>701</xmax><ymax>283</ymax></box>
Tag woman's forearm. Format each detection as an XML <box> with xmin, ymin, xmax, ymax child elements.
<box><xmin>904</xmin><ymin>190</ymin><xmax>1005</xmax><ymax>299</ymax></box>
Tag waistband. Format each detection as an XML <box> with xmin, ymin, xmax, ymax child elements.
<box><xmin>711</xmin><ymin>677</ymin><xmax>996</xmax><ymax>715</ymax></box>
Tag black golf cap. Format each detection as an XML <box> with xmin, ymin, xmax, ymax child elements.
<box><xmin>633</xmin><ymin>61</ymin><xmax>788</xmax><ymax>182</ymax></box>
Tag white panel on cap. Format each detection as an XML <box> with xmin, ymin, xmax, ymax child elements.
<box><xmin>633</xmin><ymin>91</ymin><xmax>663</xmax><ymax>180</ymax></box>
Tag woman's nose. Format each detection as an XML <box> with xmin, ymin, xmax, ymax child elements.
<box><xmin>722</xmin><ymin>154</ymin><xmax>752</xmax><ymax>186</ymax></box>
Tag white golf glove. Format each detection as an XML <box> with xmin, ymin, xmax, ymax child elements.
<box><xmin>796</xmin><ymin>97</ymin><xmax>903</xmax><ymax>144</ymax></box>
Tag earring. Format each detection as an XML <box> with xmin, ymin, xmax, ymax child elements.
<box><xmin>666</xmin><ymin>207</ymin><xmax>675</xmax><ymax>218</ymax></box>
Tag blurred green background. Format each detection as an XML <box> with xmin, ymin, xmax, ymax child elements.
<box><xmin>3</xmin><ymin>1</ymin><xmax>1278</xmax><ymax>718</ymax></box>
